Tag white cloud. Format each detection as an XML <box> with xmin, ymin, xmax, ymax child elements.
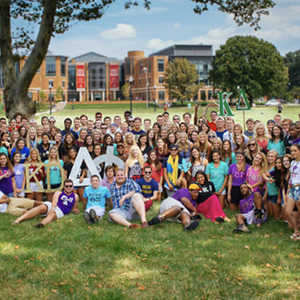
<box><xmin>146</xmin><ymin>38</ymin><xmax>174</xmax><ymax>51</ymax></box>
<box><xmin>100</xmin><ymin>24</ymin><xmax>136</xmax><ymax>39</ymax></box>
<box><xmin>173</xmin><ymin>22</ymin><xmax>180</xmax><ymax>29</ymax></box>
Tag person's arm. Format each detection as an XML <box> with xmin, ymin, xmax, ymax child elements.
<box><xmin>107</xmin><ymin>197</ymin><xmax>113</xmax><ymax>209</ymax></box>
<box><xmin>80</xmin><ymin>169</ymin><xmax>86</xmax><ymax>183</ymax></box>
<box><xmin>217</xmin><ymin>175</ymin><xmax>228</xmax><ymax>195</ymax></box>
<box><xmin>0</xmin><ymin>195</ymin><xmax>10</xmax><ymax>204</ymax></box>
<box><xmin>227</xmin><ymin>174</ymin><xmax>233</xmax><ymax>203</ymax></box>
<box><xmin>20</xmin><ymin>171</ymin><xmax>26</xmax><ymax>193</ymax></box>
<box><xmin>124</xmin><ymin>162</ymin><xmax>129</xmax><ymax>178</ymax></box>
<box><xmin>202</xmin><ymin>102</ymin><xmax>218</xmax><ymax>118</ymax></box>
<box><xmin>12</xmin><ymin>177</ymin><xmax>17</xmax><ymax>197</ymax></box>
<box><xmin>180</xmin><ymin>197</ymin><xmax>197</xmax><ymax>215</ymax></box>
<box><xmin>71</xmin><ymin>194</ymin><xmax>80</xmax><ymax>214</ymax></box>
<box><xmin>50</xmin><ymin>191</ymin><xmax>61</xmax><ymax>211</ymax></box>
<box><xmin>119</xmin><ymin>190</ymin><xmax>136</xmax><ymax>207</ymax></box>
<box><xmin>194</xmin><ymin>104</ymin><xmax>199</xmax><ymax>126</ymax></box>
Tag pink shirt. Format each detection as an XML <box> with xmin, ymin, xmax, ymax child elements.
<box><xmin>246</xmin><ymin>167</ymin><xmax>262</xmax><ymax>192</ymax></box>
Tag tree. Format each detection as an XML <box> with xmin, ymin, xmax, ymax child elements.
<box><xmin>164</xmin><ymin>58</ymin><xmax>200</xmax><ymax>105</ymax></box>
<box><xmin>55</xmin><ymin>86</ymin><xmax>63</xmax><ymax>100</ymax></box>
<box><xmin>39</xmin><ymin>90</ymin><xmax>46</xmax><ymax>102</ymax></box>
<box><xmin>284</xmin><ymin>50</ymin><xmax>300</xmax><ymax>89</ymax></box>
<box><xmin>121</xmin><ymin>82</ymin><xmax>130</xmax><ymax>99</ymax></box>
<box><xmin>0</xmin><ymin>0</ymin><xmax>275</xmax><ymax>118</ymax></box>
<box><xmin>209</xmin><ymin>35</ymin><xmax>287</xmax><ymax>106</ymax></box>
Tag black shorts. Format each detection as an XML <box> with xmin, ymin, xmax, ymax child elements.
<box><xmin>230</xmin><ymin>185</ymin><xmax>243</xmax><ymax>205</ymax></box>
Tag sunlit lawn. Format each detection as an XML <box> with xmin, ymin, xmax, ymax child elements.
<box><xmin>1</xmin><ymin>202</ymin><xmax>300</xmax><ymax>300</ymax></box>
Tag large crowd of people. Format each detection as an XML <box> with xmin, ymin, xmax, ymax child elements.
<box><xmin>1</xmin><ymin>103</ymin><xmax>300</xmax><ymax>238</ymax></box>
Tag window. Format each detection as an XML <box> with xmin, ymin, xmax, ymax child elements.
<box><xmin>140</xmin><ymin>62</ymin><xmax>143</xmax><ymax>75</ymax></box>
<box><xmin>62</xmin><ymin>81</ymin><xmax>65</xmax><ymax>88</ymax></box>
<box><xmin>158</xmin><ymin>59</ymin><xmax>164</xmax><ymax>72</ymax></box>
<box><xmin>159</xmin><ymin>76</ymin><xmax>164</xmax><ymax>84</ymax></box>
<box><xmin>149</xmin><ymin>77</ymin><xmax>151</xmax><ymax>85</ymax></box>
<box><xmin>49</xmin><ymin>80</ymin><xmax>54</xmax><ymax>88</ymax></box>
<box><xmin>148</xmin><ymin>60</ymin><xmax>151</xmax><ymax>73</ymax></box>
<box><xmin>131</xmin><ymin>59</ymin><xmax>134</xmax><ymax>75</ymax></box>
<box><xmin>88</xmin><ymin>63</ymin><xmax>106</xmax><ymax>91</ymax></box>
<box><xmin>45</xmin><ymin>57</ymin><xmax>56</xmax><ymax>76</ymax></box>
<box><xmin>139</xmin><ymin>79</ymin><xmax>141</xmax><ymax>86</ymax></box>
<box><xmin>159</xmin><ymin>91</ymin><xmax>165</xmax><ymax>100</ymax></box>
<box><xmin>60</xmin><ymin>58</ymin><xmax>66</xmax><ymax>76</ymax></box>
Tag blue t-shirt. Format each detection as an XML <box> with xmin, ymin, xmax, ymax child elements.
<box><xmin>83</xmin><ymin>185</ymin><xmax>111</xmax><ymax>209</ymax></box>
<box><xmin>11</xmin><ymin>147</ymin><xmax>30</xmax><ymax>163</ymax></box>
<box><xmin>205</xmin><ymin>161</ymin><xmax>229</xmax><ymax>192</ymax></box>
<box><xmin>136</xmin><ymin>178</ymin><xmax>159</xmax><ymax>198</ymax></box>
<box><xmin>44</xmin><ymin>159</ymin><xmax>64</xmax><ymax>185</ymax></box>
<box><xmin>267</xmin><ymin>169</ymin><xmax>279</xmax><ymax>196</ymax></box>
<box><xmin>267</xmin><ymin>139</ymin><xmax>285</xmax><ymax>156</ymax></box>
<box><xmin>216</xmin><ymin>129</ymin><xmax>228</xmax><ymax>141</ymax></box>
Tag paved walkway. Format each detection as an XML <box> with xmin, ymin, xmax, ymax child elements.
<box><xmin>35</xmin><ymin>101</ymin><xmax>67</xmax><ymax>116</ymax></box>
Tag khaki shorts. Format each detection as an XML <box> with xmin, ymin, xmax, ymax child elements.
<box><xmin>6</xmin><ymin>197</ymin><xmax>36</xmax><ymax>216</ymax></box>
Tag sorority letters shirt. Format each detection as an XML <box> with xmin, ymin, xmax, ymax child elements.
<box><xmin>57</xmin><ymin>191</ymin><xmax>76</xmax><ymax>215</ymax></box>
<box><xmin>44</xmin><ymin>159</ymin><xmax>64</xmax><ymax>185</ymax></box>
<box><xmin>136</xmin><ymin>178</ymin><xmax>159</xmax><ymax>198</ymax></box>
<box><xmin>228</xmin><ymin>163</ymin><xmax>250</xmax><ymax>186</ymax></box>
<box><xmin>83</xmin><ymin>186</ymin><xmax>111</xmax><ymax>210</ymax></box>
<box><xmin>172</xmin><ymin>188</ymin><xmax>197</xmax><ymax>208</ymax></box>
<box><xmin>14</xmin><ymin>164</ymin><xmax>25</xmax><ymax>190</ymax></box>
<box><xmin>289</xmin><ymin>160</ymin><xmax>300</xmax><ymax>186</ymax></box>
<box><xmin>205</xmin><ymin>161</ymin><xmax>229</xmax><ymax>192</ymax></box>
<box><xmin>246</xmin><ymin>167</ymin><xmax>262</xmax><ymax>193</ymax></box>
<box><xmin>194</xmin><ymin>181</ymin><xmax>216</xmax><ymax>204</ymax></box>
<box><xmin>0</xmin><ymin>167</ymin><xmax>15</xmax><ymax>194</ymax></box>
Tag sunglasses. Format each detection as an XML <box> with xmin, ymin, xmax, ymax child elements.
<box><xmin>101</xmin><ymin>127</ymin><xmax>107</xmax><ymax>129</ymax></box>
<box><xmin>96</xmin><ymin>116</ymin><xmax>102</xmax><ymax>118</ymax></box>
<box><xmin>209</xmin><ymin>135</ymin><xmax>215</xmax><ymax>138</ymax></box>
<box><xmin>198</xmin><ymin>120</ymin><xmax>203</xmax><ymax>123</ymax></box>
<box><xmin>173</xmin><ymin>118</ymin><xmax>179</xmax><ymax>120</ymax></box>
<box><xmin>144</xmin><ymin>171</ymin><xmax>152</xmax><ymax>174</ymax></box>
<box><xmin>248</xmin><ymin>143</ymin><xmax>256</xmax><ymax>147</ymax></box>
<box><xmin>65</xmin><ymin>185</ymin><xmax>73</xmax><ymax>188</ymax></box>
<box><xmin>171</xmin><ymin>149</ymin><xmax>178</xmax><ymax>151</ymax></box>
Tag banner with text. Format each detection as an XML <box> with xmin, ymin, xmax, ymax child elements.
<box><xmin>76</xmin><ymin>63</ymin><xmax>85</xmax><ymax>92</ymax></box>
<box><xmin>109</xmin><ymin>64</ymin><xmax>119</xmax><ymax>89</ymax></box>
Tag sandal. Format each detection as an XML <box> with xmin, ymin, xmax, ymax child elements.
<box><xmin>290</xmin><ymin>233</ymin><xmax>300</xmax><ymax>240</ymax></box>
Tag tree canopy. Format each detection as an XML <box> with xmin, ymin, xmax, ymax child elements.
<box><xmin>0</xmin><ymin>0</ymin><xmax>276</xmax><ymax>117</ymax></box>
<box><xmin>164</xmin><ymin>58</ymin><xmax>200</xmax><ymax>104</ymax></box>
<box><xmin>209</xmin><ymin>35</ymin><xmax>287</xmax><ymax>105</ymax></box>
<box><xmin>284</xmin><ymin>50</ymin><xmax>300</xmax><ymax>89</ymax></box>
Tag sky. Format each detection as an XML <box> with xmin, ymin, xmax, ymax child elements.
<box><xmin>45</xmin><ymin>0</ymin><xmax>300</xmax><ymax>60</ymax></box>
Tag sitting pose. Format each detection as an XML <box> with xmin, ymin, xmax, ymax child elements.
<box><xmin>83</xmin><ymin>175</ymin><xmax>111</xmax><ymax>224</ymax></box>
<box><xmin>13</xmin><ymin>179</ymin><xmax>79</xmax><ymax>228</ymax></box>
<box><xmin>233</xmin><ymin>183</ymin><xmax>267</xmax><ymax>233</ymax></box>
<box><xmin>148</xmin><ymin>184</ymin><xmax>200</xmax><ymax>231</ymax></box>
<box><xmin>109</xmin><ymin>169</ymin><xmax>148</xmax><ymax>229</ymax></box>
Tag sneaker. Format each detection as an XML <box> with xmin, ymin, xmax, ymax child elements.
<box><xmin>216</xmin><ymin>217</ymin><xmax>225</xmax><ymax>223</ymax></box>
<box><xmin>35</xmin><ymin>223</ymin><xmax>45</xmax><ymax>229</ymax></box>
<box><xmin>83</xmin><ymin>211</ymin><xmax>92</xmax><ymax>224</ymax></box>
<box><xmin>233</xmin><ymin>224</ymin><xmax>251</xmax><ymax>233</ymax></box>
<box><xmin>148</xmin><ymin>217</ymin><xmax>162</xmax><ymax>226</ymax></box>
<box><xmin>255</xmin><ymin>218</ymin><xmax>262</xmax><ymax>228</ymax></box>
<box><xmin>129</xmin><ymin>224</ymin><xmax>140</xmax><ymax>229</ymax></box>
<box><xmin>183</xmin><ymin>221</ymin><xmax>199</xmax><ymax>231</ymax></box>
<box><xmin>90</xmin><ymin>209</ymin><xmax>98</xmax><ymax>224</ymax></box>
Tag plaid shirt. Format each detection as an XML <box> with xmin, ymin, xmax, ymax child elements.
<box><xmin>110</xmin><ymin>179</ymin><xmax>141</xmax><ymax>211</ymax></box>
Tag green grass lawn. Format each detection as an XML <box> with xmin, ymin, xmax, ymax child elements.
<box><xmin>1</xmin><ymin>202</ymin><xmax>300</xmax><ymax>300</ymax></box>
<box><xmin>32</xmin><ymin>102</ymin><xmax>300</xmax><ymax>128</ymax></box>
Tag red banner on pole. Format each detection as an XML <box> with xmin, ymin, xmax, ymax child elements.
<box><xmin>76</xmin><ymin>63</ymin><xmax>85</xmax><ymax>91</ymax></box>
<box><xmin>110</xmin><ymin>64</ymin><xmax>119</xmax><ymax>89</ymax></box>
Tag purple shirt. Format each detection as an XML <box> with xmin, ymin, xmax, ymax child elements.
<box><xmin>172</xmin><ymin>188</ymin><xmax>197</xmax><ymax>208</ymax></box>
<box><xmin>0</xmin><ymin>167</ymin><xmax>15</xmax><ymax>195</ymax></box>
<box><xmin>100</xmin><ymin>177</ymin><xmax>115</xmax><ymax>190</ymax></box>
<box><xmin>57</xmin><ymin>191</ymin><xmax>76</xmax><ymax>215</ymax></box>
<box><xmin>228</xmin><ymin>163</ymin><xmax>250</xmax><ymax>186</ymax></box>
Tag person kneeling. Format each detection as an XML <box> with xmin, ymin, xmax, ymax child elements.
<box><xmin>233</xmin><ymin>183</ymin><xmax>267</xmax><ymax>233</ymax></box>
<box><xmin>13</xmin><ymin>179</ymin><xmax>79</xmax><ymax>228</ymax></box>
<box><xmin>148</xmin><ymin>184</ymin><xmax>200</xmax><ymax>231</ymax></box>
<box><xmin>83</xmin><ymin>175</ymin><xmax>111</xmax><ymax>224</ymax></box>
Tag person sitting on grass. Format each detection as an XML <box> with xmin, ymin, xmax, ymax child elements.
<box><xmin>83</xmin><ymin>175</ymin><xmax>111</xmax><ymax>224</ymax></box>
<box><xmin>147</xmin><ymin>184</ymin><xmax>200</xmax><ymax>231</ymax></box>
<box><xmin>13</xmin><ymin>179</ymin><xmax>79</xmax><ymax>228</ymax></box>
<box><xmin>233</xmin><ymin>183</ymin><xmax>267</xmax><ymax>233</ymax></box>
<box><xmin>0</xmin><ymin>190</ymin><xmax>43</xmax><ymax>216</ymax></box>
<box><xmin>109</xmin><ymin>169</ymin><xmax>148</xmax><ymax>229</ymax></box>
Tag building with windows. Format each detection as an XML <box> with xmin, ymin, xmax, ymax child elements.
<box><xmin>124</xmin><ymin>51</ymin><xmax>169</xmax><ymax>103</ymax></box>
<box><xmin>68</xmin><ymin>52</ymin><xmax>124</xmax><ymax>102</ymax></box>
<box><xmin>150</xmin><ymin>44</ymin><xmax>215</xmax><ymax>100</ymax></box>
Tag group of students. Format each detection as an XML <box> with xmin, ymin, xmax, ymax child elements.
<box><xmin>0</xmin><ymin>105</ymin><xmax>300</xmax><ymax>238</ymax></box>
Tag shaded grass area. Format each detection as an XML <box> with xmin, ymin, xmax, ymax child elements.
<box><xmin>1</xmin><ymin>203</ymin><xmax>300</xmax><ymax>300</ymax></box>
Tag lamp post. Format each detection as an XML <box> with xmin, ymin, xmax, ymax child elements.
<box><xmin>129</xmin><ymin>76</ymin><xmax>133</xmax><ymax>113</ymax></box>
<box><xmin>37</xmin><ymin>88</ymin><xmax>40</xmax><ymax>112</ymax></box>
<box><xmin>143</xmin><ymin>67</ymin><xmax>149</xmax><ymax>109</ymax></box>
<box><xmin>49</xmin><ymin>82</ymin><xmax>53</xmax><ymax>115</ymax></box>
<box><xmin>154</xmin><ymin>85</ymin><xmax>157</xmax><ymax>112</ymax></box>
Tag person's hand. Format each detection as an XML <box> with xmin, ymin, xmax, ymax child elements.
<box><xmin>268</xmin><ymin>178</ymin><xmax>275</xmax><ymax>184</ymax></box>
<box><xmin>227</xmin><ymin>195</ymin><xmax>231</xmax><ymax>203</ymax></box>
<box><xmin>175</xmin><ymin>179</ymin><xmax>181</xmax><ymax>186</ymax></box>
<box><xmin>13</xmin><ymin>192</ymin><xmax>17</xmax><ymax>198</ymax></box>
<box><xmin>73</xmin><ymin>208</ymin><xmax>79</xmax><ymax>214</ymax></box>
<box><xmin>79</xmin><ymin>177</ymin><xmax>84</xmax><ymax>183</ymax></box>
<box><xmin>4</xmin><ymin>172</ymin><xmax>10</xmax><ymax>178</ymax></box>
<box><xmin>168</xmin><ymin>184</ymin><xmax>174</xmax><ymax>191</ymax></box>
<box><xmin>215</xmin><ymin>191</ymin><xmax>221</xmax><ymax>196</ymax></box>
<box><xmin>119</xmin><ymin>196</ymin><xmax>126</xmax><ymax>207</ymax></box>
<box><xmin>191</xmin><ymin>211</ymin><xmax>197</xmax><ymax>217</ymax></box>
<box><xmin>277</xmin><ymin>198</ymin><xmax>281</xmax><ymax>205</ymax></box>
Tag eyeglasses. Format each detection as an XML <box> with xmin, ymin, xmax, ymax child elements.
<box><xmin>144</xmin><ymin>171</ymin><xmax>152</xmax><ymax>174</ymax></box>
<box><xmin>209</xmin><ymin>135</ymin><xmax>215</xmax><ymax>138</ymax></box>
<box><xmin>173</xmin><ymin>118</ymin><xmax>179</xmax><ymax>120</ymax></box>
<box><xmin>49</xmin><ymin>121</ymin><xmax>55</xmax><ymax>123</ymax></box>
<box><xmin>65</xmin><ymin>185</ymin><xmax>73</xmax><ymax>188</ymax></box>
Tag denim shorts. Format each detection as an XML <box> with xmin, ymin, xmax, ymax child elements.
<box><xmin>267</xmin><ymin>195</ymin><xmax>278</xmax><ymax>204</ymax></box>
<box><xmin>288</xmin><ymin>186</ymin><xmax>300</xmax><ymax>202</ymax></box>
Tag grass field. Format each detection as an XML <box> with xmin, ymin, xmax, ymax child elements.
<box><xmin>27</xmin><ymin>102</ymin><xmax>300</xmax><ymax>128</ymax></box>
<box><xmin>1</xmin><ymin>202</ymin><xmax>300</xmax><ymax>300</ymax></box>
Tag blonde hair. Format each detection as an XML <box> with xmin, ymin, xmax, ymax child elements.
<box><xmin>195</xmin><ymin>131</ymin><xmax>211</xmax><ymax>153</ymax></box>
<box><xmin>28</xmin><ymin>148</ymin><xmax>42</xmax><ymax>163</ymax></box>
<box><xmin>124</xmin><ymin>132</ymin><xmax>136</xmax><ymax>148</ymax></box>
<box><xmin>253</xmin><ymin>122</ymin><xmax>270</xmax><ymax>140</ymax></box>
<box><xmin>234</xmin><ymin>133</ymin><xmax>246</xmax><ymax>152</ymax></box>
<box><xmin>252</xmin><ymin>152</ymin><xmax>268</xmax><ymax>175</ymax></box>
<box><xmin>244</xmin><ymin>138</ymin><xmax>260</xmax><ymax>161</ymax></box>
<box><xmin>211</xmin><ymin>137</ymin><xmax>222</xmax><ymax>151</ymax></box>
<box><xmin>126</xmin><ymin>145</ymin><xmax>144</xmax><ymax>168</ymax></box>
<box><xmin>177</xmin><ymin>132</ymin><xmax>189</xmax><ymax>154</ymax></box>
<box><xmin>48</xmin><ymin>146</ymin><xmax>60</xmax><ymax>163</ymax></box>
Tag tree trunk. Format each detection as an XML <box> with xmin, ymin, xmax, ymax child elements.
<box><xmin>0</xmin><ymin>0</ymin><xmax>57</xmax><ymax>118</ymax></box>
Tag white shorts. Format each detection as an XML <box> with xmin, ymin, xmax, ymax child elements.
<box><xmin>159</xmin><ymin>197</ymin><xmax>191</xmax><ymax>223</ymax></box>
<box><xmin>86</xmin><ymin>206</ymin><xmax>105</xmax><ymax>219</ymax></box>
<box><xmin>17</xmin><ymin>191</ymin><xmax>25</xmax><ymax>197</ymax></box>
<box><xmin>221</xmin><ymin>189</ymin><xmax>226</xmax><ymax>195</ymax></box>
<box><xmin>29</xmin><ymin>181</ymin><xmax>43</xmax><ymax>193</ymax></box>
<box><xmin>42</xmin><ymin>201</ymin><xmax>52</xmax><ymax>217</ymax></box>
<box><xmin>54</xmin><ymin>207</ymin><xmax>64</xmax><ymax>219</ymax></box>
<box><xmin>242</xmin><ymin>210</ymin><xmax>254</xmax><ymax>225</ymax></box>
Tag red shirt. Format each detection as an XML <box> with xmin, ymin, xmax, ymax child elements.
<box><xmin>207</xmin><ymin>120</ymin><xmax>217</xmax><ymax>132</ymax></box>
<box><xmin>28</xmin><ymin>164</ymin><xmax>45</xmax><ymax>182</ymax></box>
<box><xmin>144</xmin><ymin>162</ymin><xmax>163</xmax><ymax>184</ymax></box>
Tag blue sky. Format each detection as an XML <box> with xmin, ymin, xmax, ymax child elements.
<box><xmin>48</xmin><ymin>0</ymin><xmax>300</xmax><ymax>59</ymax></box>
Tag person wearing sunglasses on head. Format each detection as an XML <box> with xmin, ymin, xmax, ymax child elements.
<box><xmin>13</xmin><ymin>179</ymin><xmax>79</xmax><ymax>228</ymax></box>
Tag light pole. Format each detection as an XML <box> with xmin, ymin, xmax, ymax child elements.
<box><xmin>37</xmin><ymin>88</ymin><xmax>40</xmax><ymax>112</ymax></box>
<box><xmin>143</xmin><ymin>67</ymin><xmax>149</xmax><ymax>109</ymax></box>
<box><xmin>49</xmin><ymin>82</ymin><xmax>53</xmax><ymax>115</ymax></box>
<box><xmin>154</xmin><ymin>85</ymin><xmax>157</xmax><ymax>112</ymax></box>
<box><xmin>129</xmin><ymin>76</ymin><xmax>133</xmax><ymax>113</ymax></box>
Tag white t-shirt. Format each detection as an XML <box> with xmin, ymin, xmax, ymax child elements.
<box><xmin>0</xmin><ymin>189</ymin><xmax>7</xmax><ymax>213</ymax></box>
<box><xmin>290</xmin><ymin>160</ymin><xmax>300</xmax><ymax>186</ymax></box>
